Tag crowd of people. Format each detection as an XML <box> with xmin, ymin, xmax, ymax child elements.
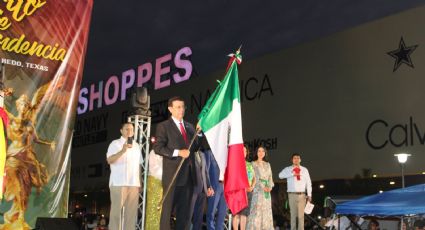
<box><xmin>82</xmin><ymin>214</ymin><xmax>108</xmax><ymax>230</ymax></box>
<box><xmin>70</xmin><ymin>212</ymin><xmax>108</xmax><ymax>230</ymax></box>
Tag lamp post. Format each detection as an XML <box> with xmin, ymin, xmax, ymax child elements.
<box><xmin>394</xmin><ymin>153</ymin><xmax>411</xmax><ymax>188</ymax></box>
<box><xmin>394</xmin><ymin>153</ymin><xmax>410</xmax><ymax>230</ymax></box>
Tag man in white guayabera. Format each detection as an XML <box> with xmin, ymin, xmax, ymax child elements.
<box><xmin>278</xmin><ymin>153</ymin><xmax>312</xmax><ymax>230</ymax></box>
<box><xmin>106</xmin><ymin>123</ymin><xmax>141</xmax><ymax>230</ymax></box>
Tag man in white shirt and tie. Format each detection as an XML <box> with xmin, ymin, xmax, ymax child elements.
<box><xmin>153</xmin><ymin>96</ymin><xmax>198</xmax><ymax>230</ymax></box>
<box><xmin>278</xmin><ymin>153</ymin><xmax>312</xmax><ymax>230</ymax></box>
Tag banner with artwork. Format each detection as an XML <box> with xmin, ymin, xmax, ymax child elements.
<box><xmin>0</xmin><ymin>1</ymin><xmax>93</xmax><ymax>228</ymax></box>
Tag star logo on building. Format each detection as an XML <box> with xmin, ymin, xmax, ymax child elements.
<box><xmin>387</xmin><ymin>37</ymin><xmax>418</xmax><ymax>72</ymax></box>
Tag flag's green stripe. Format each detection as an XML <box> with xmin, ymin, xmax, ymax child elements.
<box><xmin>198</xmin><ymin>61</ymin><xmax>240</xmax><ymax>132</ymax></box>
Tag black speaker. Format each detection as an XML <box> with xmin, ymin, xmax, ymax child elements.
<box><xmin>35</xmin><ymin>217</ymin><xmax>78</xmax><ymax>230</ymax></box>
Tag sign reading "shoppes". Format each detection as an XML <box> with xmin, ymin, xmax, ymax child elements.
<box><xmin>77</xmin><ymin>46</ymin><xmax>193</xmax><ymax>114</ymax></box>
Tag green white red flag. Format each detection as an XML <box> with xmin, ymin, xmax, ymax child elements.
<box><xmin>198</xmin><ymin>50</ymin><xmax>248</xmax><ymax>214</ymax></box>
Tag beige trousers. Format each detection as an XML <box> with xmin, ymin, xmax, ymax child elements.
<box><xmin>109</xmin><ymin>186</ymin><xmax>139</xmax><ymax>230</ymax></box>
<box><xmin>288</xmin><ymin>193</ymin><xmax>306</xmax><ymax>230</ymax></box>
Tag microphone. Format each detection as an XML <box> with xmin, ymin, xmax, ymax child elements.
<box><xmin>127</xmin><ymin>137</ymin><xmax>133</xmax><ymax>145</ymax></box>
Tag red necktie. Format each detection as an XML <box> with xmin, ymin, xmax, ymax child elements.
<box><xmin>293</xmin><ymin>167</ymin><xmax>301</xmax><ymax>181</ymax></box>
<box><xmin>179</xmin><ymin>122</ymin><xmax>188</xmax><ymax>145</ymax></box>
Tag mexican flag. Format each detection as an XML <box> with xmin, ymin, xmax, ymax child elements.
<box><xmin>198</xmin><ymin>50</ymin><xmax>249</xmax><ymax>214</ymax></box>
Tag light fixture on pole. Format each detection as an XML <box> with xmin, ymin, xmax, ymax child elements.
<box><xmin>130</xmin><ymin>87</ymin><xmax>151</xmax><ymax>116</ymax></box>
<box><xmin>394</xmin><ymin>153</ymin><xmax>411</xmax><ymax>188</ymax></box>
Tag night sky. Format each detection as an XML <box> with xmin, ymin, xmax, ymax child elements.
<box><xmin>81</xmin><ymin>0</ymin><xmax>425</xmax><ymax>87</ymax></box>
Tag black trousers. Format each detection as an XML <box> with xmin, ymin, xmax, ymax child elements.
<box><xmin>160</xmin><ymin>181</ymin><xmax>194</xmax><ymax>230</ymax></box>
<box><xmin>190</xmin><ymin>186</ymin><xmax>206</xmax><ymax>230</ymax></box>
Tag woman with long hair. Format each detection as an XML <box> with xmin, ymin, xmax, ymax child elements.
<box><xmin>247</xmin><ymin>146</ymin><xmax>274</xmax><ymax>230</ymax></box>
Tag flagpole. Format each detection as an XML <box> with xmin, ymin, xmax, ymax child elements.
<box><xmin>157</xmin><ymin>129</ymin><xmax>201</xmax><ymax>210</ymax></box>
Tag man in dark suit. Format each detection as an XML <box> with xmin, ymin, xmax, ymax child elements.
<box><xmin>153</xmin><ymin>96</ymin><xmax>198</xmax><ymax>230</ymax></box>
<box><xmin>205</xmin><ymin>148</ymin><xmax>228</xmax><ymax>230</ymax></box>
<box><xmin>190</xmin><ymin>150</ymin><xmax>214</xmax><ymax>230</ymax></box>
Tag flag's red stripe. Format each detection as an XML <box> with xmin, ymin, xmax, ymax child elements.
<box><xmin>224</xmin><ymin>143</ymin><xmax>249</xmax><ymax>214</ymax></box>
